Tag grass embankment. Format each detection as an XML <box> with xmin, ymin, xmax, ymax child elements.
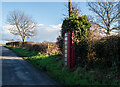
<box><xmin>5</xmin><ymin>46</ymin><xmax>119</xmax><ymax>86</ymax></box>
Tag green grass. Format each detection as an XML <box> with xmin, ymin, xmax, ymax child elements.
<box><xmin>5</xmin><ymin>46</ymin><xmax>37</xmax><ymax>57</ymax></box>
<box><xmin>5</xmin><ymin>46</ymin><xmax>120</xmax><ymax>86</ymax></box>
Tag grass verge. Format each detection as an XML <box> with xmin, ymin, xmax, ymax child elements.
<box><xmin>5</xmin><ymin>46</ymin><xmax>120</xmax><ymax>86</ymax></box>
<box><xmin>6</xmin><ymin>46</ymin><xmax>37</xmax><ymax>57</ymax></box>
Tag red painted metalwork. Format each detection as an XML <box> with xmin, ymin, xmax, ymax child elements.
<box><xmin>62</xmin><ymin>34</ymin><xmax>65</xmax><ymax>65</ymax></box>
<box><xmin>67</xmin><ymin>30</ymin><xmax>71</xmax><ymax>68</ymax></box>
<box><xmin>63</xmin><ymin>30</ymin><xmax>75</xmax><ymax>68</ymax></box>
<box><xmin>71</xmin><ymin>31</ymin><xmax>74</xmax><ymax>68</ymax></box>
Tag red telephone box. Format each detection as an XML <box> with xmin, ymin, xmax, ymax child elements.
<box><xmin>63</xmin><ymin>30</ymin><xmax>74</xmax><ymax>68</ymax></box>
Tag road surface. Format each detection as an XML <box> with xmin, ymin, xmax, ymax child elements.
<box><xmin>0</xmin><ymin>46</ymin><xmax>60</xmax><ymax>86</ymax></box>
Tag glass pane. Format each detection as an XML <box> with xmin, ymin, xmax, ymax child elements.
<box><xmin>65</xmin><ymin>46</ymin><xmax>67</xmax><ymax>49</ymax></box>
<box><xmin>65</xmin><ymin>49</ymin><xmax>67</xmax><ymax>53</ymax></box>
<box><xmin>65</xmin><ymin>33</ymin><xmax>67</xmax><ymax>37</ymax></box>
<box><xmin>65</xmin><ymin>37</ymin><xmax>67</xmax><ymax>40</ymax></box>
<box><xmin>65</xmin><ymin>41</ymin><xmax>67</xmax><ymax>45</ymax></box>
<box><xmin>65</xmin><ymin>57</ymin><xmax>67</xmax><ymax>61</ymax></box>
<box><xmin>65</xmin><ymin>54</ymin><xmax>67</xmax><ymax>57</ymax></box>
<box><xmin>64</xmin><ymin>33</ymin><xmax>68</xmax><ymax>66</ymax></box>
<box><xmin>65</xmin><ymin>62</ymin><xmax>67</xmax><ymax>66</ymax></box>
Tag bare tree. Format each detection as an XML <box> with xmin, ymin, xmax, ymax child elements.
<box><xmin>88</xmin><ymin>2</ymin><xmax>120</xmax><ymax>36</ymax></box>
<box><xmin>90</xmin><ymin>23</ymin><xmax>102</xmax><ymax>41</ymax></box>
<box><xmin>7</xmin><ymin>10</ymin><xmax>36</xmax><ymax>42</ymax></box>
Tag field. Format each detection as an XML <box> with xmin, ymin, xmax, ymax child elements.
<box><xmin>0</xmin><ymin>44</ymin><xmax>6</xmax><ymax>46</ymax></box>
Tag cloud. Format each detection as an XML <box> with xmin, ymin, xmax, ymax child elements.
<box><xmin>29</xmin><ymin>24</ymin><xmax>62</xmax><ymax>42</ymax></box>
<box><xmin>37</xmin><ymin>24</ymin><xmax>44</xmax><ymax>27</ymax></box>
<box><xmin>0</xmin><ymin>40</ymin><xmax>9</xmax><ymax>44</ymax></box>
<box><xmin>1</xmin><ymin>24</ymin><xmax>17</xmax><ymax>41</ymax></box>
<box><xmin>1</xmin><ymin>24</ymin><xmax>62</xmax><ymax>43</ymax></box>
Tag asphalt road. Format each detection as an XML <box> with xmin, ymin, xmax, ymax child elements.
<box><xmin>0</xmin><ymin>46</ymin><xmax>60</xmax><ymax>86</ymax></box>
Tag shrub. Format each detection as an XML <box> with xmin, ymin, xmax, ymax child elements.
<box><xmin>56</xmin><ymin>35</ymin><xmax>63</xmax><ymax>53</ymax></box>
<box><xmin>6</xmin><ymin>41</ymin><xmax>61</xmax><ymax>55</ymax></box>
<box><xmin>47</xmin><ymin>43</ymin><xmax>61</xmax><ymax>55</ymax></box>
<box><xmin>94</xmin><ymin>35</ymin><xmax>120</xmax><ymax>67</ymax></box>
<box><xmin>74</xmin><ymin>40</ymin><xmax>90</xmax><ymax>67</ymax></box>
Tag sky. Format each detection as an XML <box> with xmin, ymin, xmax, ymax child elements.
<box><xmin>0</xmin><ymin>1</ymin><xmax>92</xmax><ymax>44</ymax></box>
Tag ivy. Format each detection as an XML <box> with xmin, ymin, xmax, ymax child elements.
<box><xmin>61</xmin><ymin>15</ymin><xmax>91</xmax><ymax>35</ymax></box>
<box><xmin>61</xmin><ymin>15</ymin><xmax>91</xmax><ymax>43</ymax></box>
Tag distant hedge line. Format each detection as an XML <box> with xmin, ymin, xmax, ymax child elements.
<box><xmin>6</xmin><ymin>41</ymin><xmax>61</xmax><ymax>55</ymax></box>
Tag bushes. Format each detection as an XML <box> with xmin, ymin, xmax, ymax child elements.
<box><xmin>27</xmin><ymin>43</ymin><xmax>48</xmax><ymax>53</ymax></box>
<box><xmin>73</xmin><ymin>35</ymin><xmax>120</xmax><ymax>84</ymax></box>
<box><xmin>74</xmin><ymin>40</ymin><xmax>90</xmax><ymax>67</ymax></box>
<box><xmin>74</xmin><ymin>35</ymin><xmax>120</xmax><ymax>72</ymax></box>
<box><xmin>6</xmin><ymin>35</ymin><xmax>120</xmax><ymax>85</ymax></box>
<box><xmin>56</xmin><ymin>35</ymin><xmax>63</xmax><ymax>52</ymax></box>
<box><xmin>6</xmin><ymin>41</ymin><xmax>22</xmax><ymax>47</ymax></box>
<box><xmin>93</xmin><ymin>35</ymin><xmax>120</xmax><ymax>68</ymax></box>
<box><xmin>47</xmin><ymin>43</ymin><xmax>61</xmax><ymax>55</ymax></box>
<box><xmin>6</xmin><ymin>41</ymin><xmax>61</xmax><ymax>55</ymax></box>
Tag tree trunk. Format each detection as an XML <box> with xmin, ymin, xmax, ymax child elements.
<box><xmin>22</xmin><ymin>37</ymin><xmax>25</xmax><ymax>48</ymax></box>
<box><xmin>107</xmin><ymin>30</ymin><xmax>110</xmax><ymax>36</ymax></box>
<box><xmin>22</xmin><ymin>36</ymin><xmax>25</xmax><ymax>42</ymax></box>
<box><xmin>107</xmin><ymin>25</ymin><xmax>110</xmax><ymax>36</ymax></box>
<box><xmin>22</xmin><ymin>39</ymin><xmax>25</xmax><ymax>42</ymax></box>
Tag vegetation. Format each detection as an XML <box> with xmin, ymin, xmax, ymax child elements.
<box><xmin>57</xmin><ymin>12</ymin><xmax>120</xmax><ymax>84</ymax></box>
<box><xmin>56</xmin><ymin>35</ymin><xmax>63</xmax><ymax>52</ymax></box>
<box><xmin>93</xmin><ymin>35</ymin><xmax>120</xmax><ymax>73</ymax></box>
<box><xmin>6</xmin><ymin>41</ymin><xmax>61</xmax><ymax>55</ymax></box>
<box><xmin>88</xmin><ymin>2</ymin><xmax>120</xmax><ymax>36</ymax></box>
<box><xmin>5</xmin><ymin>1</ymin><xmax>120</xmax><ymax>86</ymax></box>
<box><xmin>61</xmin><ymin>15</ymin><xmax>91</xmax><ymax>37</ymax></box>
<box><xmin>61</xmin><ymin>7</ymin><xmax>92</xmax><ymax>66</ymax></box>
<box><xmin>7</xmin><ymin>10</ymin><xmax>36</xmax><ymax>42</ymax></box>
<box><xmin>5</xmin><ymin>35</ymin><xmax>120</xmax><ymax>86</ymax></box>
<box><xmin>0</xmin><ymin>44</ymin><xmax>6</xmax><ymax>46</ymax></box>
<box><xmin>6</xmin><ymin>46</ymin><xmax>37</xmax><ymax>57</ymax></box>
